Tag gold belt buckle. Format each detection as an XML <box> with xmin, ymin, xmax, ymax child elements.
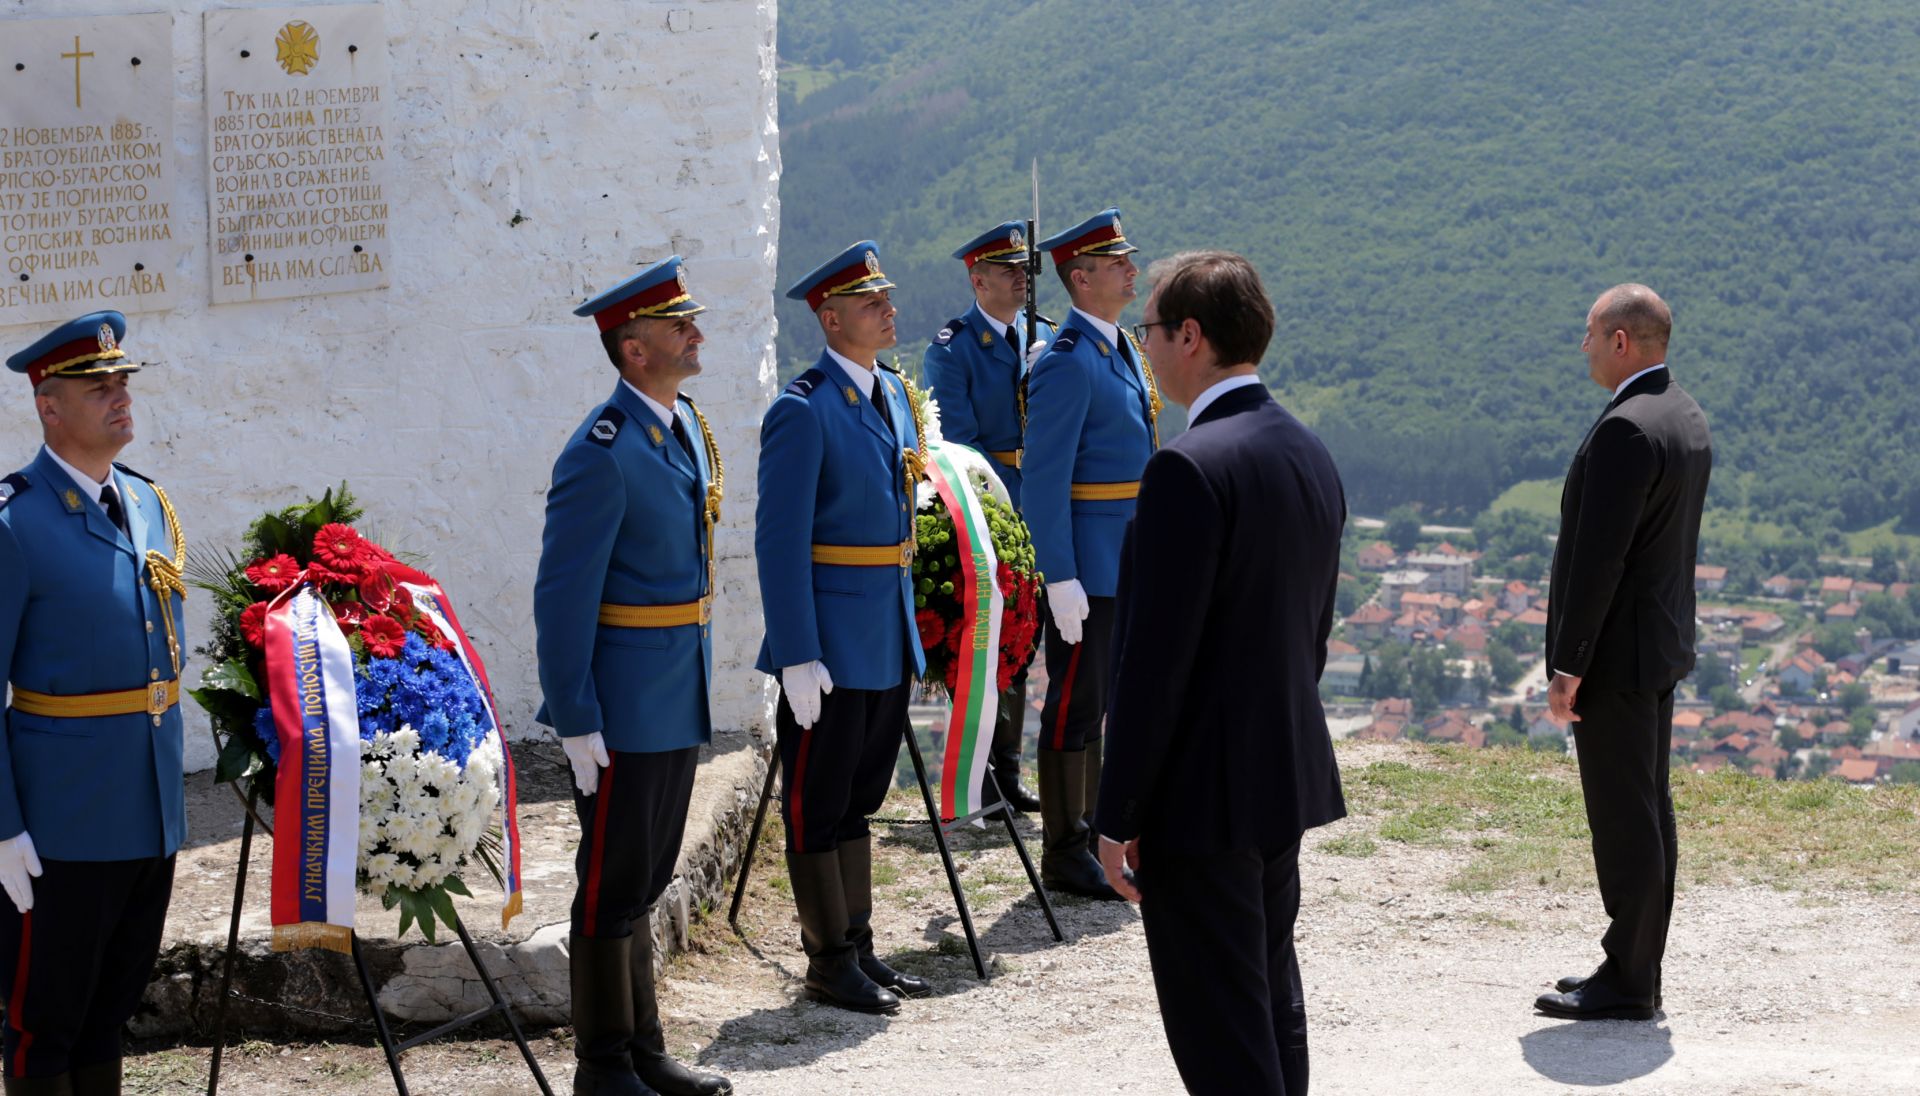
<box><xmin>899</xmin><ymin>540</ymin><xmax>916</xmax><ymax>568</ymax></box>
<box><xmin>147</xmin><ymin>682</ymin><xmax>169</xmax><ymax>717</ymax></box>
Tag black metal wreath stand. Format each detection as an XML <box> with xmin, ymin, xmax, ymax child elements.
<box><xmin>205</xmin><ymin>785</ymin><xmax>553</xmax><ymax>1096</ymax></box>
<box><xmin>727</xmin><ymin>725</ymin><xmax>1062</xmax><ymax>981</ymax></box>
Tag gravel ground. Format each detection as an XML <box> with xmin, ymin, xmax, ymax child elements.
<box><xmin>131</xmin><ymin>744</ymin><xmax>1920</xmax><ymax>1094</ymax></box>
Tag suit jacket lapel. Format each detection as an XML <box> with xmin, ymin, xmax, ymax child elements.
<box><xmin>117</xmin><ymin>468</ymin><xmax>153</xmax><ymax>560</ymax></box>
<box><xmin>822</xmin><ymin>353</ymin><xmax>897</xmax><ymax>449</ymax></box>
<box><xmin>611</xmin><ymin>382</ymin><xmax>695</xmax><ymax>482</ymax></box>
<box><xmin>34</xmin><ymin>449</ymin><xmax>127</xmax><ymax>555</ymax></box>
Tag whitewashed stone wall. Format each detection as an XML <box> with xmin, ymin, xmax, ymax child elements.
<box><xmin>0</xmin><ymin>0</ymin><xmax>783</xmax><ymax>771</ymax></box>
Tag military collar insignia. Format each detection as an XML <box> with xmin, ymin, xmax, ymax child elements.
<box><xmin>980</xmin><ymin>329</ymin><xmax>994</xmax><ymax>346</ymax></box>
<box><xmin>63</xmin><ymin>488</ymin><xmax>82</xmax><ymax>510</ymax></box>
<box><xmin>1095</xmin><ymin>338</ymin><xmax>1110</xmax><ymax>356</ymax></box>
<box><xmin>647</xmin><ymin>423</ymin><xmax>665</xmax><ymax>446</ymax></box>
<box><xmin>844</xmin><ymin>385</ymin><xmax>860</xmax><ymax>405</ymax></box>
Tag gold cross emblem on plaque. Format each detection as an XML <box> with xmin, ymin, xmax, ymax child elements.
<box><xmin>61</xmin><ymin>35</ymin><xmax>95</xmax><ymax>109</ymax></box>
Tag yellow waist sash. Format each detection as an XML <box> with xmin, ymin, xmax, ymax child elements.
<box><xmin>598</xmin><ymin>596</ymin><xmax>713</xmax><ymax>628</ymax></box>
<box><xmin>811</xmin><ymin>540</ymin><xmax>916</xmax><ymax>568</ymax></box>
<box><xmin>987</xmin><ymin>449</ymin><xmax>1022</xmax><ymax>468</ymax></box>
<box><xmin>11</xmin><ymin>680</ymin><xmax>178</xmax><ymax>718</ymax></box>
<box><xmin>1069</xmin><ymin>481</ymin><xmax>1141</xmax><ymax>501</ymax></box>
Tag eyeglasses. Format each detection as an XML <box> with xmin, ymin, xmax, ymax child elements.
<box><xmin>1131</xmin><ymin>320</ymin><xmax>1178</xmax><ymax>343</ymax></box>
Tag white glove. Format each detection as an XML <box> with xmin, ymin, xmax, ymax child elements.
<box><xmin>782</xmin><ymin>661</ymin><xmax>835</xmax><ymax>728</ymax></box>
<box><xmin>0</xmin><ymin>832</ymin><xmax>42</xmax><ymax>914</ymax></box>
<box><xmin>1025</xmin><ymin>339</ymin><xmax>1049</xmax><ymax>369</ymax></box>
<box><xmin>1047</xmin><ymin>579</ymin><xmax>1091</xmax><ymax>645</ymax></box>
<box><xmin>561</xmin><ymin>731</ymin><xmax>611</xmax><ymax>797</ymax></box>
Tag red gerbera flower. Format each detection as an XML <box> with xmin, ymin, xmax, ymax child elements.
<box><xmin>244</xmin><ymin>554</ymin><xmax>301</xmax><ymax>593</ymax></box>
<box><xmin>916</xmin><ymin>609</ymin><xmax>946</xmax><ymax>650</ymax></box>
<box><xmin>313</xmin><ymin>523</ymin><xmax>369</xmax><ymax>576</ymax></box>
<box><xmin>359</xmin><ymin>614</ymin><xmax>407</xmax><ymax>658</ymax></box>
<box><xmin>239</xmin><ymin>601</ymin><xmax>270</xmax><ymax>648</ymax></box>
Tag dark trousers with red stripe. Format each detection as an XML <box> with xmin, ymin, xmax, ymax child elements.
<box><xmin>571</xmin><ymin>746</ymin><xmax>701</xmax><ymax>939</ymax></box>
<box><xmin>1039</xmin><ymin>595</ymin><xmax>1115</xmax><ymax>751</ymax></box>
<box><xmin>775</xmin><ymin>683</ymin><xmax>910</xmax><ymax>853</ymax></box>
<box><xmin>0</xmin><ymin>854</ymin><xmax>174</xmax><ymax>1079</ymax></box>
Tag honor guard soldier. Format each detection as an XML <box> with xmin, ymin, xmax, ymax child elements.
<box><xmin>0</xmin><ymin>311</ymin><xmax>188</xmax><ymax>1095</ymax></box>
<box><xmin>535</xmin><ymin>256</ymin><xmax>732</xmax><ymax>1096</ymax></box>
<box><xmin>921</xmin><ymin>221</ymin><xmax>1056</xmax><ymax>813</ymax></box>
<box><xmin>1022</xmin><ymin>208</ymin><xmax>1161</xmax><ymax>900</ymax></box>
<box><xmin>757</xmin><ymin>241</ymin><xmax>932</xmax><ymax>1014</ymax></box>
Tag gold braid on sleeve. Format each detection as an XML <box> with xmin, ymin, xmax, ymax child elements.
<box><xmin>684</xmin><ymin>396</ymin><xmax>725</xmax><ymax>603</ymax></box>
<box><xmin>144</xmin><ymin>481</ymin><xmax>189</xmax><ymax>675</ymax></box>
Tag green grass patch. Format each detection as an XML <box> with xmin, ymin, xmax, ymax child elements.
<box><xmin>1317</xmin><ymin>832</ymin><xmax>1378</xmax><ymax>858</ymax></box>
<box><xmin>1331</xmin><ymin>742</ymin><xmax>1920</xmax><ymax>893</ymax></box>
<box><xmin>777</xmin><ymin>65</ymin><xmax>841</xmax><ymax>105</ymax></box>
<box><xmin>1844</xmin><ymin>517</ymin><xmax>1920</xmax><ymax>556</ymax></box>
<box><xmin>1489</xmin><ymin>478</ymin><xmax>1561</xmax><ymax>520</ymax></box>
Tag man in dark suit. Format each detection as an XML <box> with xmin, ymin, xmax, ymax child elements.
<box><xmin>1536</xmin><ymin>283</ymin><xmax>1712</xmax><ymax>1022</ymax></box>
<box><xmin>1095</xmin><ymin>252</ymin><xmax>1346</xmax><ymax>1095</ymax></box>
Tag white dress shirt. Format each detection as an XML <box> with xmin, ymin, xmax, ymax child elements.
<box><xmin>1613</xmin><ymin>362</ymin><xmax>1666</xmax><ymax>399</ymax></box>
<box><xmin>620</xmin><ymin>378</ymin><xmax>676</xmax><ymax>430</ymax></box>
<box><xmin>825</xmin><ymin>347</ymin><xmax>878</xmax><ymax>400</ymax></box>
<box><xmin>41</xmin><ymin>444</ymin><xmax>121</xmax><ymax>521</ymax></box>
<box><xmin>1186</xmin><ymin>374</ymin><xmax>1264</xmax><ymax>424</ymax></box>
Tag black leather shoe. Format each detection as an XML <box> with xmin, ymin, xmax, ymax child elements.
<box><xmin>1534</xmin><ymin>981</ymin><xmax>1656</xmax><ymax>1021</ymax></box>
<box><xmin>1036</xmin><ymin>749</ymin><xmax>1123</xmax><ymax>900</ymax></box>
<box><xmin>858</xmin><ymin>953</ymin><xmax>932</xmax><ymax>998</ymax></box>
<box><xmin>1556</xmin><ymin>970</ymin><xmax>1661</xmax><ymax>1008</ymax></box>
<box><xmin>805</xmin><ymin>957</ymin><xmax>902</xmax><ymax>1015</ymax></box>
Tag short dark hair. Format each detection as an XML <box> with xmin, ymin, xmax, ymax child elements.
<box><xmin>1054</xmin><ymin>253</ymin><xmax>1096</xmax><ymax>291</ymax></box>
<box><xmin>1595</xmin><ymin>284</ymin><xmax>1671</xmax><ymax>349</ymax></box>
<box><xmin>600</xmin><ymin>317</ymin><xmax>640</xmax><ymax>369</ymax></box>
<box><xmin>1145</xmin><ymin>251</ymin><xmax>1275</xmax><ymax>366</ymax></box>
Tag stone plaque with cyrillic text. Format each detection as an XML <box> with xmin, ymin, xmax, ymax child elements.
<box><xmin>0</xmin><ymin>12</ymin><xmax>182</xmax><ymax>326</ymax></box>
<box><xmin>204</xmin><ymin>4</ymin><xmax>392</xmax><ymax>304</ymax></box>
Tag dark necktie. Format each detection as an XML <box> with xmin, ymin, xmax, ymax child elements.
<box><xmin>100</xmin><ymin>483</ymin><xmax>129</xmax><ymax>539</ymax></box>
<box><xmin>1006</xmin><ymin>324</ymin><xmax>1020</xmax><ymax>357</ymax></box>
<box><xmin>669</xmin><ymin>413</ymin><xmax>697</xmax><ymax>464</ymax></box>
<box><xmin>871</xmin><ymin>382</ymin><xmax>894</xmax><ymax>432</ymax></box>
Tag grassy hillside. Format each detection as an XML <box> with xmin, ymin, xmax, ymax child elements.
<box><xmin>775</xmin><ymin>0</ymin><xmax>1920</xmax><ymax>531</ymax></box>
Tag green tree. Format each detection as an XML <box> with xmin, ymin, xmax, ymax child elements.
<box><xmin>1489</xmin><ymin>645</ymin><xmax>1524</xmax><ymax>690</ymax></box>
<box><xmin>1871</xmin><ymin>545</ymin><xmax>1900</xmax><ymax>585</ymax></box>
<box><xmin>1385</xmin><ymin>506</ymin><xmax>1423</xmax><ymax>554</ymax></box>
<box><xmin>1709</xmin><ymin>684</ymin><xmax>1743</xmax><ymax>713</ymax></box>
<box><xmin>1889</xmin><ymin>762</ymin><xmax>1920</xmax><ymax>785</ymax></box>
<box><xmin>1694</xmin><ymin>653</ymin><xmax>1731</xmax><ymax>691</ymax></box>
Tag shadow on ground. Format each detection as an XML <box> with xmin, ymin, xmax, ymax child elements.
<box><xmin>1519</xmin><ymin>1017</ymin><xmax>1675</xmax><ymax>1086</ymax></box>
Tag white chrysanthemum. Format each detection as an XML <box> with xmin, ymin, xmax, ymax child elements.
<box><xmin>364</xmin><ymin>852</ymin><xmax>400</xmax><ymax>885</ymax></box>
<box><xmin>388</xmin><ymin>726</ymin><xmax>420</xmax><ymax>755</ymax></box>
<box><xmin>357</xmin><ymin>724</ymin><xmax>503</xmax><ymax>897</ymax></box>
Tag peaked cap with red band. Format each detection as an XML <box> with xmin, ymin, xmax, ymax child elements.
<box><xmin>952</xmin><ymin>220</ymin><xmax>1031</xmax><ymax>268</ymax></box>
<box><xmin>1038</xmin><ymin>206</ymin><xmax>1138</xmax><ymax>266</ymax></box>
<box><xmin>785</xmin><ymin>240</ymin><xmax>898</xmax><ymax>311</ymax></box>
<box><xmin>574</xmin><ymin>255</ymin><xmax>707</xmax><ymax>333</ymax></box>
<box><xmin>6</xmin><ymin>310</ymin><xmax>139</xmax><ymax>389</ymax></box>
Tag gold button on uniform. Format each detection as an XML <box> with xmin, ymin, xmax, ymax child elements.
<box><xmin>146</xmin><ymin>621</ymin><xmax>154</xmax><ymax>633</ymax></box>
<box><xmin>150</xmin><ymin>668</ymin><xmax>159</xmax><ymax>681</ymax></box>
<box><xmin>151</xmin><ymin>715</ymin><xmax>162</xmax><ymax>726</ymax></box>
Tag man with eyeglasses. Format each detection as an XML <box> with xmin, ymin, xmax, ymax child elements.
<box><xmin>1020</xmin><ymin>207</ymin><xmax>1161</xmax><ymax>900</ymax></box>
<box><xmin>920</xmin><ymin>220</ymin><xmax>1058</xmax><ymax>815</ymax></box>
<box><xmin>1097</xmin><ymin>251</ymin><xmax>1346</xmax><ymax>1094</ymax></box>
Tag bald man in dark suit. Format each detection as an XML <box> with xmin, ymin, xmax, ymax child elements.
<box><xmin>1537</xmin><ymin>284</ymin><xmax>1712</xmax><ymax>1022</ymax></box>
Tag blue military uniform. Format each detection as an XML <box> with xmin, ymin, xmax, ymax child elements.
<box><xmin>534</xmin><ymin>257</ymin><xmax>734</xmax><ymax>1096</ymax></box>
<box><xmin>920</xmin><ymin>221</ymin><xmax>1058</xmax><ymax>509</ymax></box>
<box><xmin>759</xmin><ymin>241</ymin><xmax>930</xmax><ymax>1014</ymax></box>
<box><xmin>1023</xmin><ymin>209</ymin><xmax>1160</xmax><ymax>899</ymax></box>
<box><xmin>0</xmin><ymin>311</ymin><xmax>187</xmax><ymax>1085</ymax></box>
<box><xmin>921</xmin><ymin>220</ymin><xmax>1058</xmax><ymax>813</ymax></box>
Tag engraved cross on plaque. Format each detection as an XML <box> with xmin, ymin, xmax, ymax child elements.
<box><xmin>61</xmin><ymin>35</ymin><xmax>95</xmax><ymax>109</ymax></box>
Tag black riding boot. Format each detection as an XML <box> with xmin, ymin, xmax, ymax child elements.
<box><xmin>1037</xmin><ymin>748</ymin><xmax>1121</xmax><ymax>900</ymax></box>
<box><xmin>570</xmin><ymin>934</ymin><xmax>655</xmax><ymax>1096</ymax></box>
<box><xmin>786</xmin><ymin>850</ymin><xmax>900</xmax><ymax>1014</ymax></box>
<box><xmin>838</xmin><ymin>836</ymin><xmax>930</xmax><ymax>997</ymax></box>
<box><xmin>630</xmin><ymin>929</ymin><xmax>732</xmax><ymax>1094</ymax></box>
<box><xmin>982</xmin><ymin>687</ymin><xmax>1042</xmax><ymax>813</ymax></box>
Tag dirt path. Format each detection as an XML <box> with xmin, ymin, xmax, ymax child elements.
<box><xmin>133</xmin><ymin>749</ymin><xmax>1920</xmax><ymax>1094</ymax></box>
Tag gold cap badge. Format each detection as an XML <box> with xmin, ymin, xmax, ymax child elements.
<box><xmin>96</xmin><ymin>324</ymin><xmax>117</xmax><ymax>352</ymax></box>
<box><xmin>864</xmin><ymin>251</ymin><xmax>880</xmax><ymax>275</ymax></box>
